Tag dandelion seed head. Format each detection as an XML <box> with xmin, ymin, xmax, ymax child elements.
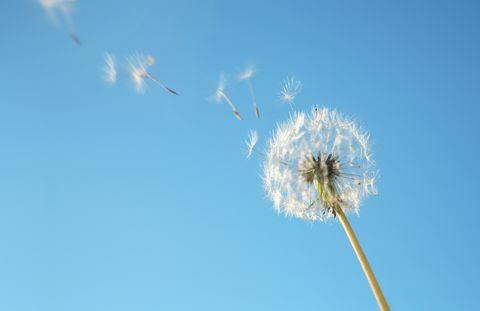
<box><xmin>263</xmin><ymin>107</ymin><xmax>377</xmax><ymax>221</ymax></box>
<box><xmin>245</xmin><ymin>130</ymin><xmax>259</xmax><ymax>159</ymax></box>
<box><xmin>102</xmin><ymin>53</ymin><xmax>116</xmax><ymax>84</ymax></box>
<box><xmin>239</xmin><ymin>65</ymin><xmax>256</xmax><ymax>81</ymax></box>
<box><xmin>279</xmin><ymin>77</ymin><xmax>302</xmax><ymax>105</ymax></box>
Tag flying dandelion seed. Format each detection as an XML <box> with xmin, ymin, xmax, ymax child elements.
<box><xmin>213</xmin><ymin>74</ymin><xmax>242</xmax><ymax>121</ymax></box>
<box><xmin>102</xmin><ymin>53</ymin><xmax>117</xmax><ymax>84</ymax></box>
<box><xmin>279</xmin><ymin>77</ymin><xmax>302</xmax><ymax>105</ymax></box>
<box><xmin>38</xmin><ymin>0</ymin><xmax>81</xmax><ymax>46</ymax></box>
<box><xmin>245</xmin><ymin>130</ymin><xmax>259</xmax><ymax>159</ymax></box>
<box><xmin>126</xmin><ymin>53</ymin><xmax>150</xmax><ymax>94</ymax></box>
<box><xmin>126</xmin><ymin>53</ymin><xmax>178</xmax><ymax>95</ymax></box>
<box><xmin>262</xmin><ymin>107</ymin><xmax>388</xmax><ymax>310</ymax></box>
<box><xmin>239</xmin><ymin>65</ymin><xmax>260</xmax><ymax>118</ymax></box>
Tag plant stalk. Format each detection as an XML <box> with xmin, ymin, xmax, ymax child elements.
<box><xmin>335</xmin><ymin>206</ymin><xmax>390</xmax><ymax>310</ymax></box>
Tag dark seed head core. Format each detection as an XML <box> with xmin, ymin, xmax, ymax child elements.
<box><xmin>300</xmin><ymin>152</ymin><xmax>341</xmax><ymax>185</ymax></box>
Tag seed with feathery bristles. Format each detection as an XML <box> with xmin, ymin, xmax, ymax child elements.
<box><xmin>279</xmin><ymin>77</ymin><xmax>302</xmax><ymax>105</ymax></box>
<box><xmin>126</xmin><ymin>53</ymin><xmax>151</xmax><ymax>94</ymax></box>
<box><xmin>245</xmin><ymin>130</ymin><xmax>259</xmax><ymax>159</ymax></box>
<box><xmin>262</xmin><ymin>107</ymin><xmax>377</xmax><ymax>221</ymax></box>
<box><xmin>102</xmin><ymin>53</ymin><xmax>117</xmax><ymax>84</ymax></box>
<box><xmin>126</xmin><ymin>53</ymin><xmax>178</xmax><ymax>95</ymax></box>
<box><xmin>213</xmin><ymin>74</ymin><xmax>242</xmax><ymax>121</ymax></box>
<box><xmin>239</xmin><ymin>65</ymin><xmax>260</xmax><ymax>118</ymax></box>
<box><xmin>39</xmin><ymin>0</ymin><xmax>81</xmax><ymax>46</ymax></box>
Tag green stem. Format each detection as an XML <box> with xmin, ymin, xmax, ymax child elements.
<box><xmin>335</xmin><ymin>206</ymin><xmax>390</xmax><ymax>310</ymax></box>
<box><xmin>315</xmin><ymin>181</ymin><xmax>389</xmax><ymax>310</ymax></box>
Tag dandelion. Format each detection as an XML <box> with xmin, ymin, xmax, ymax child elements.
<box><xmin>239</xmin><ymin>65</ymin><xmax>260</xmax><ymax>118</ymax></box>
<box><xmin>279</xmin><ymin>77</ymin><xmax>302</xmax><ymax>105</ymax></box>
<box><xmin>263</xmin><ymin>107</ymin><xmax>388</xmax><ymax>310</ymax></box>
<box><xmin>102</xmin><ymin>53</ymin><xmax>116</xmax><ymax>84</ymax></box>
<box><xmin>38</xmin><ymin>0</ymin><xmax>81</xmax><ymax>46</ymax></box>
<box><xmin>126</xmin><ymin>53</ymin><xmax>178</xmax><ymax>95</ymax></box>
<box><xmin>245</xmin><ymin>130</ymin><xmax>259</xmax><ymax>158</ymax></box>
<box><xmin>213</xmin><ymin>74</ymin><xmax>242</xmax><ymax>121</ymax></box>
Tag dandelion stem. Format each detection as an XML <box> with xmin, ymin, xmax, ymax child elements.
<box><xmin>335</xmin><ymin>206</ymin><xmax>390</xmax><ymax>310</ymax></box>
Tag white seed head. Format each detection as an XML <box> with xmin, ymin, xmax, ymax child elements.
<box><xmin>126</xmin><ymin>53</ymin><xmax>154</xmax><ymax>94</ymax></box>
<box><xmin>245</xmin><ymin>130</ymin><xmax>259</xmax><ymax>159</ymax></box>
<box><xmin>102</xmin><ymin>53</ymin><xmax>117</xmax><ymax>84</ymax></box>
<box><xmin>263</xmin><ymin>107</ymin><xmax>378</xmax><ymax>221</ymax></box>
<box><xmin>279</xmin><ymin>77</ymin><xmax>302</xmax><ymax>105</ymax></box>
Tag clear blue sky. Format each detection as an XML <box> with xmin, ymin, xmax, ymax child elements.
<box><xmin>1</xmin><ymin>0</ymin><xmax>479</xmax><ymax>310</ymax></box>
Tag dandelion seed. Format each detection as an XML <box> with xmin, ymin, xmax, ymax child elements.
<box><xmin>39</xmin><ymin>0</ymin><xmax>81</xmax><ymax>46</ymax></box>
<box><xmin>263</xmin><ymin>107</ymin><xmax>376</xmax><ymax>221</ymax></box>
<box><xmin>126</xmin><ymin>53</ymin><xmax>178</xmax><ymax>95</ymax></box>
<box><xmin>102</xmin><ymin>53</ymin><xmax>116</xmax><ymax>84</ymax></box>
<box><xmin>239</xmin><ymin>65</ymin><xmax>260</xmax><ymax>118</ymax></box>
<box><xmin>126</xmin><ymin>53</ymin><xmax>150</xmax><ymax>94</ymax></box>
<box><xmin>279</xmin><ymin>77</ymin><xmax>302</xmax><ymax>105</ymax></box>
<box><xmin>245</xmin><ymin>130</ymin><xmax>259</xmax><ymax>159</ymax></box>
<box><xmin>213</xmin><ymin>74</ymin><xmax>242</xmax><ymax>121</ymax></box>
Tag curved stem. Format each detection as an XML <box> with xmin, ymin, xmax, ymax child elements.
<box><xmin>335</xmin><ymin>206</ymin><xmax>390</xmax><ymax>310</ymax></box>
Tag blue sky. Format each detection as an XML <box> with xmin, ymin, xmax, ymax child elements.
<box><xmin>1</xmin><ymin>0</ymin><xmax>479</xmax><ymax>310</ymax></box>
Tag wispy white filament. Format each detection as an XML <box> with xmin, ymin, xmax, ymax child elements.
<box><xmin>238</xmin><ymin>65</ymin><xmax>255</xmax><ymax>81</ymax></box>
<box><xmin>279</xmin><ymin>77</ymin><xmax>302</xmax><ymax>105</ymax></box>
<box><xmin>239</xmin><ymin>65</ymin><xmax>260</xmax><ymax>118</ymax></box>
<box><xmin>263</xmin><ymin>107</ymin><xmax>378</xmax><ymax>221</ymax></box>
<box><xmin>102</xmin><ymin>53</ymin><xmax>117</xmax><ymax>84</ymax></box>
<box><xmin>126</xmin><ymin>53</ymin><xmax>154</xmax><ymax>94</ymax></box>
<box><xmin>125</xmin><ymin>53</ymin><xmax>178</xmax><ymax>95</ymax></box>
<box><xmin>214</xmin><ymin>74</ymin><xmax>242</xmax><ymax>120</ymax></box>
<box><xmin>38</xmin><ymin>0</ymin><xmax>74</xmax><ymax>23</ymax></box>
<box><xmin>245</xmin><ymin>130</ymin><xmax>259</xmax><ymax>158</ymax></box>
<box><xmin>39</xmin><ymin>0</ymin><xmax>80</xmax><ymax>45</ymax></box>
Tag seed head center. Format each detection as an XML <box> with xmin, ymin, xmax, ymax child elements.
<box><xmin>300</xmin><ymin>153</ymin><xmax>341</xmax><ymax>185</ymax></box>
